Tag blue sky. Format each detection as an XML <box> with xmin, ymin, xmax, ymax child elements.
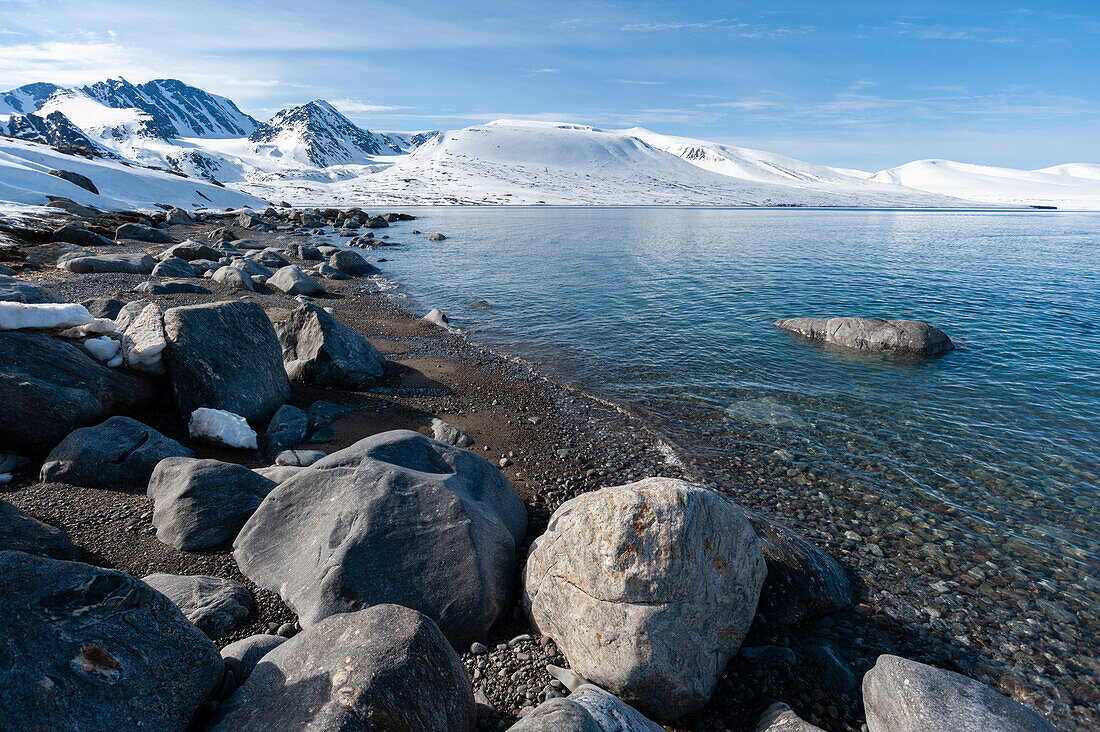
<box><xmin>1</xmin><ymin>0</ymin><xmax>1097</xmax><ymax>170</ymax></box>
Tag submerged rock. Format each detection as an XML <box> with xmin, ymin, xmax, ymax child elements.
<box><xmin>523</xmin><ymin>477</ymin><xmax>766</xmax><ymax>722</ymax></box>
<box><xmin>508</xmin><ymin>684</ymin><xmax>663</xmax><ymax>731</ymax></box>
<box><xmin>234</xmin><ymin>429</ymin><xmax>527</xmax><ymax>649</ymax></box>
<box><xmin>40</xmin><ymin>416</ymin><xmax>192</xmax><ymax>488</ymax></box>
<box><xmin>774</xmin><ymin>317</ymin><xmax>953</xmax><ymax>357</ymax></box>
<box><xmin>209</xmin><ymin>605</ymin><xmax>475</xmax><ymax>731</ymax></box>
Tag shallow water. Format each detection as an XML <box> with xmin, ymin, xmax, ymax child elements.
<box><xmin>367</xmin><ymin>207</ymin><xmax>1098</xmax><ymax>711</ymax></box>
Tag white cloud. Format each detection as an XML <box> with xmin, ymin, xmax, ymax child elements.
<box><xmin>0</xmin><ymin>40</ymin><xmax>153</xmax><ymax>86</ymax></box>
<box><xmin>330</xmin><ymin>98</ymin><xmax>412</xmax><ymax>114</ymax></box>
<box><xmin>609</xmin><ymin>79</ymin><xmax>666</xmax><ymax>86</ymax></box>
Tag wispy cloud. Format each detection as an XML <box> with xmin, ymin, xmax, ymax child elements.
<box><xmin>893</xmin><ymin>21</ymin><xmax>1017</xmax><ymax>44</ymax></box>
<box><xmin>609</xmin><ymin>79</ymin><xmax>666</xmax><ymax>86</ymax></box>
<box><xmin>620</xmin><ymin>19</ymin><xmax>735</xmax><ymax>32</ymax></box>
<box><xmin>739</xmin><ymin>26</ymin><xmax>813</xmax><ymax>40</ymax></box>
<box><xmin>330</xmin><ymin>98</ymin><xmax>411</xmax><ymax>114</ymax></box>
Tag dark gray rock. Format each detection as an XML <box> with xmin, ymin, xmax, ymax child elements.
<box><xmin>40</xmin><ymin>416</ymin><xmax>192</xmax><ymax>488</ymax></box>
<box><xmin>135</xmin><ymin>280</ymin><xmax>209</xmax><ymax>296</ymax></box>
<box><xmin>151</xmin><ymin>255</ymin><xmax>196</xmax><ymax>278</ymax></box>
<box><xmin>60</xmin><ymin>252</ymin><xmax>156</xmax><ymax>274</ymax></box>
<box><xmin>234</xmin><ymin>430</ymin><xmax>527</xmax><ymax>649</ymax></box>
<box><xmin>163</xmin><ymin>301</ymin><xmax>290</xmax><ymax>421</ymax></box>
<box><xmin>0</xmin><ymin>550</ymin><xmax>223</xmax><ymax>731</ymax></box>
<box><xmin>81</xmin><ymin>297</ymin><xmax>124</xmax><ymax>319</ymax></box>
<box><xmin>115</xmin><ymin>222</ymin><xmax>174</xmax><ymax>243</ymax></box>
<box><xmin>307</xmin><ymin>400</ymin><xmax>352</xmax><ymax>431</ymax></box>
<box><xmin>212</xmin><ymin>265</ymin><xmax>254</xmax><ymax>291</ymax></box>
<box><xmin>236</xmin><ymin>212</ymin><xmax>274</xmax><ymax>231</ymax></box>
<box><xmin>261</xmin><ymin>403</ymin><xmax>308</xmax><ymax>456</ymax></box>
<box><xmin>427</xmin><ymin>232</ymin><xmax>446</xmax><ymax>240</ymax></box>
<box><xmin>253</xmin><ymin>464</ymin><xmax>307</xmax><ymax>484</ymax></box>
<box><xmin>755</xmin><ymin>703</ymin><xmax>825</xmax><ymax>731</ymax></box>
<box><xmin>0</xmin><ymin>332</ymin><xmax>154</xmax><ymax>454</ymax></box>
<box><xmin>797</xmin><ymin>643</ymin><xmax>857</xmax><ymax>694</ymax></box>
<box><xmin>508</xmin><ymin>684</ymin><xmax>664</xmax><ymax>731</ymax></box>
<box><xmin>290</xmin><ymin>243</ymin><xmax>322</xmax><ymax>260</ymax></box>
<box><xmin>44</xmin><ymin>197</ymin><xmax>99</xmax><ymax>217</ymax></box>
<box><xmin>274</xmin><ymin>449</ymin><xmax>326</xmax><ymax>467</ymax></box>
<box><xmin>0</xmin><ymin>273</ymin><xmax>60</xmax><ymax>303</ymax></box>
<box><xmin>48</xmin><ymin>168</ymin><xmax>97</xmax><ymax>193</ymax></box>
<box><xmin>269</xmin><ymin>265</ymin><xmax>324</xmax><ymax>296</ymax></box>
<box><xmin>27</xmin><ymin>242</ymin><xmax>90</xmax><ymax>267</ymax></box>
<box><xmin>209</xmin><ymin>604</ymin><xmax>475</xmax><ymax>732</ymax></box>
<box><xmin>747</xmin><ymin>511</ymin><xmax>852</xmax><ymax>625</ymax></box>
<box><xmin>142</xmin><ymin>573</ymin><xmax>252</xmax><ymax>639</ymax></box>
<box><xmin>162</xmin><ymin>241</ymin><xmax>223</xmax><ymax>261</ymax></box>
<box><xmin>775</xmin><ymin>317</ymin><xmax>954</xmax><ymax>358</ymax></box>
<box><xmin>0</xmin><ymin>498</ymin><xmax>79</xmax><ymax>559</ymax></box>
<box><xmin>52</xmin><ymin>223</ymin><xmax>113</xmax><ymax>247</ymax></box>
<box><xmin>220</xmin><ymin>634</ymin><xmax>286</xmax><ymax>684</ymax></box>
<box><xmin>275</xmin><ymin>303</ymin><xmax>385</xmax><ymax>389</ymax></box>
<box><xmin>314</xmin><ymin>263</ymin><xmax>352</xmax><ymax>280</ymax></box>
<box><xmin>863</xmin><ymin>655</ymin><xmax>1056</xmax><ymax>732</ymax></box>
<box><xmin>329</xmin><ymin>249</ymin><xmax>379</xmax><ymax>277</ymax></box>
<box><xmin>148</xmin><ymin>457</ymin><xmax>276</xmax><ymax>551</ymax></box>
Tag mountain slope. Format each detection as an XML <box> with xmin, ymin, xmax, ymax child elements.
<box><xmin>0</xmin><ymin>111</ymin><xmax>109</xmax><ymax>154</ymax></box>
<box><xmin>82</xmin><ymin>78</ymin><xmax>258</xmax><ymax>138</ymax></box>
<box><xmin>871</xmin><ymin>159</ymin><xmax>1100</xmax><ymax>209</ymax></box>
<box><xmin>0</xmin><ymin>83</ymin><xmax>61</xmax><ymax>115</ymax></box>
<box><xmin>247</xmin><ymin>100</ymin><xmax>397</xmax><ymax>167</ymax></box>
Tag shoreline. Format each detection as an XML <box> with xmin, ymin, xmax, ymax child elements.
<box><xmin>1</xmin><ymin>205</ymin><xmax>1089</xmax><ymax>730</ymax></box>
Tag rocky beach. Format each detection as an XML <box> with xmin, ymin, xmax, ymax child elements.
<box><xmin>0</xmin><ymin>201</ymin><xmax>1087</xmax><ymax>731</ymax></box>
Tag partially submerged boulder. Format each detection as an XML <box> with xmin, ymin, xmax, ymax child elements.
<box><xmin>40</xmin><ymin>416</ymin><xmax>192</xmax><ymax>488</ymax></box>
<box><xmin>234</xmin><ymin>430</ymin><xmax>527</xmax><ymax>649</ymax></box>
<box><xmin>863</xmin><ymin>655</ymin><xmax>1056</xmax><ymax>732</ymax></box>
<box><xmin>0</xmin><ymin>498</ymin><xmax>79</xmax><ymax>559</ymax></box>
<box><xmin>0</xmin><ymin>332</ymin><xmax>154</xmax><ymax>454</ymax></box>
<box><xmin>142</xmin><ymin>573</ymin><xmax>252</xmax><ymax>639</ymax></box>
<box><xmin>163</xmin><ymin>301</ymin><xmax>289</xmax><ymax>421</ymax></box>
<box><xmin>508</xmin><ymin>684</ymin><xmax>663</xmax><ymax>731</ymax></box>
<box><xmin>0</xmin><ymin>551</ymin><xmax>223</xmax><ymax>731</ymax></box>
<box><xmin>148</xmin><ymin>457</ymin><xmax>276</xmax><ymax>551</ymax></box>
<box><xmin>275</xmin><ymin>303</ymin><xmax>385</xmax><ymax>389</ymax></box>
<box><xmin>523</xmin><ymin>477</ymin><xmax>767</xmax><ymax>722</ymax></box>
<box><xmin>209</xmin><ymin>605</ymin><xmax>475</xmax><ymax>731</ymax></box>
<box><xmin>775</xmin><ymin>317</ymin><xmax>953</xmax><ymax>358</ymax></box>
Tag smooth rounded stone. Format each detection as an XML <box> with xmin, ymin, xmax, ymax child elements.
<box><xmin>275</xmin><ymin>303</ymin><xmax>385</xmax><ymax>388</ymax></box>
<box><xmin>0</xmin><ymin>331</ymin><xmax>154</xmax><ymax>454</ymax></box>
<box><xmin>774</xmin><ymin>317</ymin><xmax>954</xmax><ymax>358</ymax></box>
<box><xmin>234</xmin><ymin>429</ymin><xmax>528</xmax><ymax>649</ymax></box>
<box><xmin>220</xmin><ymin>634</ymin><xmax>287</xmax><ymax>684</ymax></box>
<box><xmin>212</xmin><ymin>265</ymin><xmax>254</xmax><ymax>291</ymax></box>
<box><xmin>40</xmin><ymin>416</ymin><xmax>192</xmax><ymax>488</ymax></box>
<box><xmin>316</xmin><ymin>245</ymin><xmax>339</xmax><ymax>256</ymax></box>
<box><xmin>189</xmin><ymin>407</ymin><xmax>258</xmax><ymax>449</ymax></box>
<box><xmin>0</xmin><ymin>550</ymin><xmax>223</xmax><ymax>731</ymax></box>
<box><xmin>275</xmin><ymin>449</ymin><xmax>326</xmax><ymax>467</ymax></box>
<box><xmin>427</xmin><ymin>232</ymin><xmax>446</xmax><ymax>240</ymax></box>
<box><xmin>269</xmin><ymin>265</ymin><xmax>325</xmax><ymax>296</ymax></box>
<box><xmin>81</xmin><ymin>297</ymin><xmax>125</xmax><ymax>319</ymax></box>
<box><xmin>162</xmin><ymin>241</ymin><xmax>223</xmax><ymax>261</ymax></box>
<box><xmin>189</xmin><ymin>258</ymin><xmax>222</xmax><ymax>274</ymax></box>
<box><xmin>142</xmin><ymin>573</ymin><xmax>252</xmax><ymax>639</ymax></box>
<box><xmin>0</xmin><ymin>301</ymin><xmax>92</xmax><ymax>331</ymax></box>
<box><xmin>253</xmin><ymin>464</ymin><xmax>307</xmax><ymax>483</ymax></box>
<box><xmin>135</xmin><ymin>280</ymin><xmax>210</xmax><ymax>296</ymax></box>
<box><xmin>0</xmin><ymin>498</ymin><xmax>80</xmax><ymax>559</ymax></box>
<box><xmin>508</xmin><ymin>684</ymin><xmax>663</xmax><ymax>732</ymax></box>
<box><xmin>864</xmin><ymin>655</ymin><xmax>1056</xmax><ymax>732</ymax></box>
<box><xmin>431</xmin><ymin>417</ymin><xmax>473</xmax><ymax>447</ymax></box>
<box><xmin>230</xmin><ymin>257</ymin><xmax>273</xmax><ymax>279</ymax></box>
<box><xmin>314</xmin><ymin>263</ymin><xmax>352</xmax><ymax>280</ymax></box>
<box><xmin>163</xmin><ymin>301</ymin><xmax>290</xmax><ymax>422</ymax></box>
<box><xmin>52</xmin><ymin>223</ymin><xmax>113</xmax><ymax>247</ymax></box>
<box><xmin>209</xmin><ymin>604</ymin><xmax>475</xmax><ymax>731</ymax></box>
<box><xmin>364</xmin><ymin>216</ymin><xmax>390</xmax><ymax>229</ymax></box>
<box><xmin>523</xmin><ymin>477</ymin><xmax>767</xmax><ymax>722</ymax></box>
<box><xmin>746</xmin><ymin>511</ymin><xmax>852</xmax><ymax>625</ymax></box>
<box><xmin>0</xmin><ymin>273</ymin><xmax>61</xmax><ymax>303</ymax></box>
<box><xmin>60</xmin><ymin>252</ymin><xmax>156</xmax><ymax>274</ymax></box>
<box><xmin>329</xmin><ymin>249</ymin><xmax>379</xmax><ymax>277</ymax></box>
<box><xmin>28</xmin><ymin>242</ymin><xmax>91</xmax><ymax>267</ymax></box>
<box><xmin>116</xmin><ymin>222</ymin><xmax>174</xmax><ymax>243</ymax></box>
<box><xmin>251</xmin><ymin>248</ymin><xmax>290</xmax><ymax>269</ymax></box>
<box><xmin>151</xmin><ymin>255</ymin><xmax>197</xmax><ymax>278</ymax></box>
<box><xmin>290</xmin><ymin>243</ymin><xmax>322</xmax><ymax>260</ymax></box>
<box><xmin>261</xmin><ymin>403</ymin><xmax>308</xmax><ymax>456</ymax></box>
<box><xmin>148</xmin><ymin>457</ymin><xmax>276</xmax><ymax>551</ymax></box>
<box><xmin>423</xmin><ymin>307</ymin><xmax>450</xmax><ymax>326</ymax></box>
<box><xmin>755</xmin><ymin>703</ymin><xmax>825</xmax><ymax>731</ymax></box>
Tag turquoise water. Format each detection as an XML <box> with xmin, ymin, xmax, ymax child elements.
<box><xmin>374</xmin><ymin>208</ymin><xmax>1099</xmax><ymax>608</ymax></box>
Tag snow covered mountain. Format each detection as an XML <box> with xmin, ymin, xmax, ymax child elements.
<box><xmin>81</xmin><ymin>78</ymin><xmax>258</xmax><ymax>138</ymax></box>
<box><xmin>870</xmin><ymin>160</ymin><xmax>1100</xmax><ymax>210</ymax></box>
<box><xmin>0</xmin><ymin>83</ymin><xmax>62</xmax><ymax>115</ymax></box>
<box><xmin>0</xmin><ymin>111</ymin><xmax>108</xmax><ymax>154</ymax></box>
<box><xmin>247</xmin><ymin>100</ymin><xmax>403</xmax><ymax>167</ymax></box>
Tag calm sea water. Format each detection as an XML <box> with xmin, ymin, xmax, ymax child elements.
<box><xmin>373</xmin><ymin>208</ymin><xmax>1099</xmax><ymax>604</ymax></box>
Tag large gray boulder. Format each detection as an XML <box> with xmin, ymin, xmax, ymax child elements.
<box><xmin>60</xmin><ymin>252</ymin><xmax>156</xmax><ymax>274</ymax></box>
<box><xmin>268</xmin><ymin>265</ymin><xmax>324</xmax><ymax>296</ymax></box>
<box><xmin>747</xmin><ymin>512</ymin><xmax>852</xmax><ymax>625</ymax></box>
<box><xmin>151</xmin><ymin>255</ymin><xmax>196</xmax><ymax>278</ymax></box>
<box><xmin>508</xmin><ymin>685</ymin><xmax>664</xmax><ymax>731</ymax></box>
<box><xmin>162</xmin><ymin>241</ymin><xmax>223</xmax><ymax>261</ymax></box>
<box><xmin>755</xmin><ymin>703</ymin><xmax>825</xmax><ymax>731</ymax></box>
<box><xmin>863</xmin><ymin>655</ymin><xmax>1056</xmax><ymax>732</ymax></box>
<box><xmin>148</xmin><ymin>457</ymin><xmax>276</xmax><ymax>551</ymax></box>
<box><xmin>0</xmin><ymin>551</ymin><xmax>223</xmax><ymax>730</ymax></box>
<box><xmin>40</xmin><ymin>416</ymin><xmax>192</xmax><ymax>488</ymax></box>
<box><xmin>523</xmin><ymin>477</ymin><xmax>766</xmax><ymax>722</ymax></box>
<box><xmin>234</xmin><ymin>430</ymin><xmax>527</xmax><ymax>649</ymax></box>
<box><xmin>212</xmin><ymin>265</ymin><xmax>254</xmax><ymax>291</ymax></box>
<box><xmin>0</xmin><ymin>273</ymin><xmax>60</xmax><ymax>303</ymax></box>
<box><xmin>775</xmin><ymin>317</ymin><xmax>954</xmax><ymax>358</ymax></box>
<box><xmin>230</xmin><ymin>258</ymin><xmax>272</xmax><ymax>279</ymax></box>
<box><xmin>163</xmin><ymin>301</ymin><xmax>290</xmax><ymax>421</ymax></box>
<box><xmin>142</xmin><ymin>573</ymin><xmax>252</xmax><ymax>639</ymax></box>
<box><xmin>0</xmin><ymin>498</ymin><xmax>79</xmax><ymax>559</ymax></box>
<box><xmin>116</xmin><ymin>222</ymin><xmax>174</xmax><ymax>243</ymax></box>
<box><xmin>135</xmin><ymin>280</ymin><xmax>209</xmax><ymax>296</ymax></box>
<box><xmin>220</xmin><ymin>634</ymin><xmax>286</xmax><ymax>685</ymax></box>
<box><xmin>52</xmin><ymin>223</ymin><xmax>113</xmax><ymax>247</ymax></box>
<box><xmin>274</xmin><ymin>303</ymin><xmax>385</xmax><ymax>389</ymax></box>
<box><xmin>329</xmin><ymin>249</ymin><xmax>379</xmax><ymax>277</ymax></box>
<box><xmin>209</xmin><ymin>605</ymin><xmax>476</xmax><ymax>731</ymax></box>
<box><xmin>0</xmin><ymin>331</ymin><xmax>154</xmax><ymax>454</ymax></box>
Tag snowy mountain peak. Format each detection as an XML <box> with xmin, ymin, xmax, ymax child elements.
<box><xmin>0</xmin><ymin>82</ymin><xmax>62</xmax><ymax>115</ymax></box>
<box><xmin>0</xmin><ymin>110</ymin><xmax>108</xmax><ymax>155</ymax></box>
<box><xmin>81</xmin><ymin>77</ymin><xmax>258</xmax><ymax>138</ymax></box>
<box><xmin>247</xmin><ymin>100</ymin><xmax>398</xmax><ymax>167</ymax></box>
